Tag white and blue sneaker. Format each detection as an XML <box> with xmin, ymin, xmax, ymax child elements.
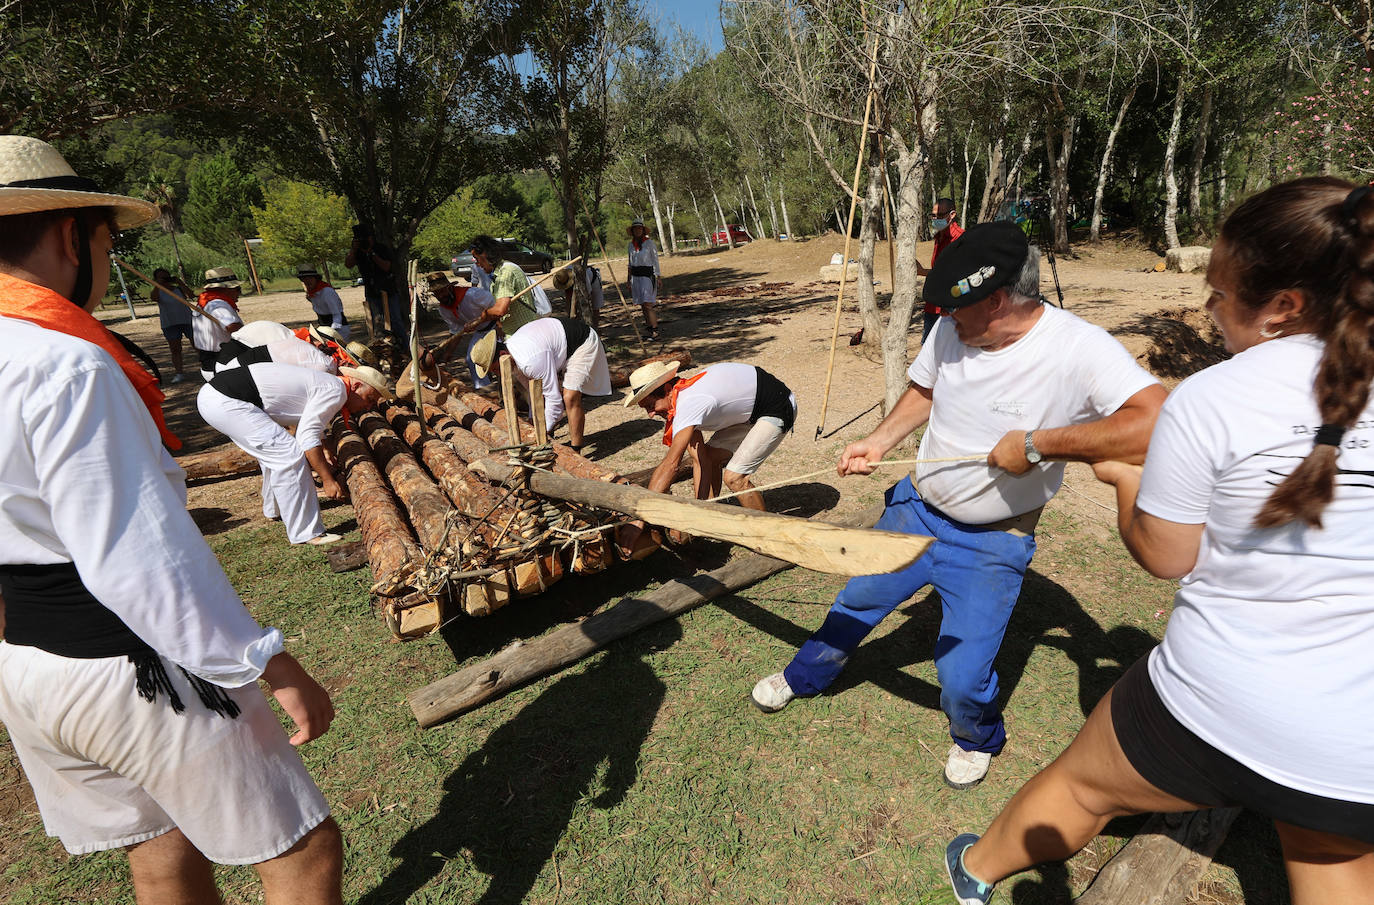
<box><xmin>945</xmin><ymin>834</ymin><xmax>995</xmax><ymax>904</ymax></box>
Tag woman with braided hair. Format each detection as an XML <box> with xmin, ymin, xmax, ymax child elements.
<box><xmin>944</xmin><ymin>177</ymin><xmax>1374</xmax><ymax>905</ymax></box>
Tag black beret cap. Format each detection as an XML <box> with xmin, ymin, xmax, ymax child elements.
<box><xmin>922</xmin><ymin>221</ymin><xmax>1030</xmax><ymax>309</ymax></box>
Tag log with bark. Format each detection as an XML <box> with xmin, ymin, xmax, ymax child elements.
<box><xmin>178</xmin><ymin>446</ymin><xmax>259</xmax><ymax>482</ymax></box>
<box><xmin>385</xmin><ymin>403</ymin><xmax>502</xmax><ymax>519</ymax></box>
<box><xmin>408</xmin><ymin>505</ymin><xmax>883</xmax><ymax>727</ymax></box>
<box><xmin>327</xmin><ymin>421</ymin><xmax>424</xmax><ymax>597</ymax></box>
<box><xmin>469</xmin><ymin>459</ymin><xmax>931</xmax><ymax>577</ymax></box>
<box><xmin>357</xmin><ymin>410</ymin><xmax>457</xmax><ymax>552</ymax></box>
<box><xmin>1075</xmin><ymin>808</ymin><xmax>1239</xmax><ymax>905</ymax></box>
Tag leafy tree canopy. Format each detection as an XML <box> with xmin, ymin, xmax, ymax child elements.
<box><xmin>253</xmin><ymin>180</ymin><xmax>355</xmax><ymax>277</ymax></box>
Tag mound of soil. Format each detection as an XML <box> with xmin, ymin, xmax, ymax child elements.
<box><xmin>1134</xmin><ymin>306</ymin><xmax>1228</xmax><ymax>379</ymax></box>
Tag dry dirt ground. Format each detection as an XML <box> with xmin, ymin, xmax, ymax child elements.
<box><xmin>93</xmin><ymin>232</ymin><xmax>1221</xmax><ymax>539</ymax></box>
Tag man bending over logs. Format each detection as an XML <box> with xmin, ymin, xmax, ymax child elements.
<box><xmin>618</xmin><ymin>360</ymin><xmax>797</xmax><ymax>553</ymax></box>
<box><xmin>0</xmin><ymin>136</ymin><xmax>343</xmax><ymax>904</ymax></box>
<box><xmin>198</xmin><ymin>359</ymin><xmax>394</xmax><ymax>545</ymax></box>
<box><xmin>751</xmin><ymin>222</ymin><xmax>1166</xmax><ymax>792</ymax></box>
<box><xmin>472</xmin><ymin>315</ymin><xmax>613</xmax><ymax>452</ymax></box>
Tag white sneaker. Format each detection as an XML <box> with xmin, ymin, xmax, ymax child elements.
<box><xmin>170</xmin><ymin>372</ymin><xmax>187</xmax><ymax>384</ymax></box>
<box><xmin>944</xmin><ymin>745</ymin><xmax>992</xmax><ymax>790</ymax></box>
<box><xmin>305</xmin><ymin>532</ymin><xmax>343</xmax><ymax>546</ymax></box>
<box><xmin>751</xmin><ymin>672</ymin><xmax>796</xmax><ymax>712</ymax></box>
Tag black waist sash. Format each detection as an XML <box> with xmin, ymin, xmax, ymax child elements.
<box><xmin>751</xmin><ymin>366</ymin><xmax>796</xmax><ymax>434</ymax></box>
<box><xmin>628</xmin><ymin>265</ymin><xmax>655</xmax><ymax>278</ymax></box>
<box><xmin>216</xmin><ymin>340</ymin><xmax>272</xmax><ymax>371</ymax></box>
<box><xmin>560</xmin><ymin>317</ymin><xmax>592</xmax><ymax>356</ymax></box>
<box><xmin>0</xmin><ymin>563</ymin><xmax>240</xmax><ymax>717</ymax></box>
<box><xmin>209</xmin><ymin>365</ymin><xmax>264</xmax><ymax>409</ymax></box>
<box><xmin>316</xmin><ymin>313</ymin><xmax>349</xmax><ymax>326</ymax></box>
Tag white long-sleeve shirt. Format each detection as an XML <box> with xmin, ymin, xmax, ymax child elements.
<box><xmin>0</xmin><ymin>316</ymin><xmax>282</xmax><ymax>687</ymax></box>
<box><xmin>627</xmin><ymin>239</ymin><xmax>660</xmax><ymax>277</ymax></box>
<box><xmin>308</xmin><ymin>285</ymin><xmax>347</xmax><ymax>331</ymax></box>
<box><xmin>214</xmin><ymin>337</ymin><xmax>338</xmax><ymax>375</ymax></box>
<box><xmin>436</xmin><ymin>285</ymin><xmax>495</xmax><ymax>334</ymax></box>
<box><xmin>192</xmin><ymin>298</ymin><xmax>241</xmax><ymax>352</ymax></box>
<box><xmin>230</xmin><ymin>361</ymin><xmax>349</xmax><ymax>451</ymax></box>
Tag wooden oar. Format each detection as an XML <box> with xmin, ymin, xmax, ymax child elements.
<box><xmin>470</xmin><ymin>459</ymin><xmax>932</xmax><ymax>577</ymax></box>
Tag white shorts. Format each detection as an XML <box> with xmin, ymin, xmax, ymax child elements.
<box><xmin>0</xmin><ymin>642</ymin><xmax>329</xmax><ymax>864</ymax></box>
<box><xmin>562</xmin><ymin>332</ymin><xmax>612</xmax><ymax>397</ymax></box>
<box><xmin>707</xmin><ymin>416</ymin><xmax>789</xmax><ymax>476</ymax></box>
<box><xmin>630</xmin><ymin>275</ymin><xmax>657</xmax><ymax>306</ymax></box>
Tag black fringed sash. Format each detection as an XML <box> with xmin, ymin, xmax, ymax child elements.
<box><xmin>0</xmin><ymin>563</ymin><xmax>240</xmax><ymax>718</ymax></box>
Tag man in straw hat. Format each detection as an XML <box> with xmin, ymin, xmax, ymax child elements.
<box><xmin>750</xmin><ymin>222</ymin><xmax>1165</xmax><ymax>793</ymax></box>
<box><xmin>0</xmin><ymin>135</ymin><xmax>343</xmax><ymax>902</ymax></box>
<box><xmin>423</xmin><ymin>268</ymin><xmax>497</xmax><ymax>388</ymax></box>
<box><xmin>198</xmin><ymin>358</ymin><xmax>393</xmax><ymax>546</ymax></box>
<box><xmin>464</xmin><ymin>235</ymin><xmax>547</xmax><ymax>339</ymax></box>
<box><xmin>627</xmin><ymin>217</ymin><xmax>661</xmax><ymax>339</ymax></box>
<box><xmin>472</xmin><ymin>316</ymin><xmax>613</xmax><ymax>452</ymax></box>
<box><xmin>192</xmin><ymin>266</ymin><xmax>245</xmax><ymax>381</ymax></box>
<box><xmin>296</xmin><ymin>264</ymin><xmax>350</xmax><ymax>341</ymax></box>
<box><xmin>619</xmin><ymin>359</ymin><xmax>797</xmax><ymax>548</ymax></box>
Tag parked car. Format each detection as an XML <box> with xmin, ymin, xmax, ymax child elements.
<box><xmin>712</xmin><ymin>224</ymin><xmax>753</xmax><ymax>246</ymax></box>
<box><xmin>451</xmin><ymin>240</ymin><xmax>554</xmax><ymax>279</ymax></box>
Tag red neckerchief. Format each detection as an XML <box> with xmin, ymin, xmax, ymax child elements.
<box><xmin>198</xmin><ymin>288</ymin><xmax>240</xmax><ymax>311</ymax></box>
<box><xmin>925</xmin><ymin>221</ymin><xmax>965</xmax><ymax>315</ymax></box>
<box><xmin>307</xmin><ymin>281</ymin><xmax>334</xmax><ymax>299</ymax></box>
<box><xmin>293</xmin><ymin>326</ymin><xmax>312</xmax><ymax>342</ymax></box>
<box><xmin>438</xmin><ymin>286</ymin><xmax>469</xmax><ymax>314</ymax></box>
<box><xmin>632</xmin><ymin>236</ymin><xmax>646</xmax><ymax>251</ymax></box>
<box><xmin>0</xmin><ymin>272</ymin><xmax>181</xmax><ymax>450</ymax></box>
<box><xmin>661</xmin><ymin>371</ymin><xmax>708</xmax><ymax>446</ymax></box>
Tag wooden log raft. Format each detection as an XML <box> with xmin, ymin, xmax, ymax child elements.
<box><xmin>470</xmin><ymin>459</ymin><xmax>932</xmax><ymax>577</ymax></box>
<box><xmin>408</xmin><ymin>505</ymin><xmax>884</xmax><ymax>727</ymax></box>
<box><xmin>328</xmin><ymin>421</ymin><xmax>423</xmax><ymax>596</ymax></box>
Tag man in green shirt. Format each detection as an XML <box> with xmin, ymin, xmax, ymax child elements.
<box><xmin>463</xmin><ymin>235</ymin><xmax>544</xmax><ymax>338</ymax></box>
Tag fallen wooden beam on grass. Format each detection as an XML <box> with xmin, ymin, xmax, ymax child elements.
<box><xmin>325</xmin><ymin>540</ymin><xmax>369</xmax><ymax>573</ymax></box>
<box><xmin>1075</xmin><ymin>808</ymin><xmax>1240</xmax><ymax>905</ymax></box>
<box><xmin>470</xmin><ymin>459</ymin><xmax>930</xmax><ymax>577</ymax></box>
<box><xmin>408</xmin><ymin>505</ymin><xmax>883</xmax><ymax>727</ymax></box>
<box><xmin>179</xmin><ymin>446</ymin><xmax>259</xmax><ymax>481</ymax></box>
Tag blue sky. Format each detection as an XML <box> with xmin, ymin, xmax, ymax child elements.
<box><xmin>649</xmin><ymin>0</ymin><xmax>723</xmax><ymax>52</ymax></box>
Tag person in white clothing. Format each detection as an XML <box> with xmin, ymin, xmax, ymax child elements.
<box><xmin>236</xmin><ymin>319</ymin><xmax>296</xmax><ymax>347</ymax></box>
<box><xmin>950</xmin><ymin>179</ymin><xmax>1374</xmax><ymax>905</ymax></box>
<box><xmin>213</xmin><ymin>334</ymin><xmax>338</xmax><ymax>375</ymax></box>
<box><xmin>197</xmin><ymin>362</ymin><xmax>393</xmax><ymax>545</ymax></box>
<box><xmin>621</xmin><ymin>359</ymin><xmax>797</xmax><ymax>524</ymax></box>
<box><xmin>296</xmin><ymin>265</ymin><xmax>350</xmax><ymax>341</ymax></box>
<box><xmin>422</xmin><ymin>270</ymin><xmax>496</xmax><ymax>388</ymax></box>
<box><xmin>192</xmin><ymin>267</ymin><xmax>244</xmax><ymax>381</ymax></box>
<box><xmin>475</xmin><ymin>316</ymin><xmax>612</xmax><ymax>451</ymax></box>
<box><xmin>0</xmin><ymin>135</ymin><xmax>342</xmax><ymax>904</ymax></box>
<box><xmin>751</xmin><ymin>222</ymin><xmax>1166</xmax><ymax>795</ymax></box>
<box><xmin>627</xmin><ymin>218</ymin><xmax>661</xmax><ymax>338</ymax></box>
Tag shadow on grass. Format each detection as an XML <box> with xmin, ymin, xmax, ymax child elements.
<box><xmin>358</xmin><ymin>621</ymin><xmax>681</xmax><ymax>905</ymax></box>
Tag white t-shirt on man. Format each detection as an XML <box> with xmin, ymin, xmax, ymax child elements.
<box><xmin>1138</xmin><ymin>334</ymin><xmax>1374</xmax><ymax>803</ymax></box>
<box><xmin>908</xmin><ymin>304</ymin><xmax>1157</xmax><ymax>524</ymax></box>
<box><xmin>670</xmin><ymin>362</ymin><xmax>760</xmax><ymax>440</ymax></box>
<box><xmin>192</xmin><ymin>298</ymin><xmax>241</xmax><ymax>352</ymax></box>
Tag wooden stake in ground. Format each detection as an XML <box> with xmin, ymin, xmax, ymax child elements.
<box><xmin>529</xmin><ymin>378</ymin><xmax>547</xmax><ymax>445</ymax></box>
<box><xmin>578</xmin><ymin>196</ymin><xmax>648</xmax><ymax>354</ymax></box>
<box><xmin>408</xmin><ymin>505</ymin><xmax>883</xmax><ymax>727</ymax></box>
<box><xmin>470</xmin><ymin>458</ymin><xmax>930</xmax><ymax>576</ymax></box>
<box><xmin>498</xmin><ymin>355</ymin><xmax>520</xmax><ymax>446</ymax></box>
<box><xmin>815</xmin><ymin>29</ymin><xmax>883</xmax><ymax>441</ymax></box>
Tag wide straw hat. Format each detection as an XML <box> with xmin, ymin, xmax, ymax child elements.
<box><xmin>340</xmin><ymin>366</ymin><xmax>395</xmax><ymax>401</ymax></box>
<box><xmin>553</xmin><ymin>268</ymin><xmax>575</xmax><ymax>291</ymax></box>
<box><xmin>317</xmin><ymin>325</ymin><xmax>345</xmax><ymax>345</ymax></box>
<box><xmin>203</xmin><ymin>267</ymin><xmax>242</xmax><ymax>290</ymax></box>
<box><xmin>0</xmin><ymin>135</ymin><xmax>158</xmax><ymax>230</ymax></box>
<box><xmin>623</xmin><ymin>360</ymin><xmax>680</xmax><ymax>407</ymax></box>
<box><xmin>237</xmin><ymin>320</ymin><xmax>294</xmax><ymax>347</ymax></box>
<box><xmin>626</xmin><ymin>217</ymin><xmax>647</xmax><ymax>237</ymax></box>
<box><xmin>471</xmin><ymin>330</ymin><xmax>499</xmax><ymax>378</ymax></box>
<box><xmin>346</xmin><ymin>341</ymin><xmax>379</xmax><ymax>368</ymax></box>
<box><xmin>295</xmin><ymin>264</ymin><xmax>321</xmax><ymax>280</ymax></box>
<box><xmin>425</xmin><ymin>270</ymin><xmax>456</xmax><ymax>290</ymax></box>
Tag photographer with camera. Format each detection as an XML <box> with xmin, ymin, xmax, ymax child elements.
<box><xmin>345</xmin><ymin>222</ymin><xmax>407</xmax><ymax>339</ymax></box>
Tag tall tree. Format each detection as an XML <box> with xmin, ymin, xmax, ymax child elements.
<box><xmin>253</xmin><ymin>180</ymin><xmax>354</xmax><ymax>279</ymax></box>
<box><xmin>182</xmin><ymin>151</ymin><xmax>263</xmax><ymax>262</ymax></box>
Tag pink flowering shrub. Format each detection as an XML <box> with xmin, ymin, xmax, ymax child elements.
<box><xmin>1271</xmin><ymin>67</ymin><xmax>1373</xmax><ymax>178</ymax></box>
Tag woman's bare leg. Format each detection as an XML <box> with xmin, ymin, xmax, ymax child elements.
<box><xmin>1276</xmin><ymin>821</ymin><xmax>1374</xmax><ymax>905</ymax></box>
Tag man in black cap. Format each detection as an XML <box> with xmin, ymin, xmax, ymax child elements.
<box><xmin>751</xmin><ymin>221</ymin><xmax>1166</xmax><ymax>790</ymax></box>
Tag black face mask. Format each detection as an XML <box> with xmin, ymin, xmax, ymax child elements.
<box><xmin>69</xmin><ymin>214</ymin><xmax>92</xmax><ymax>308</ymax></box>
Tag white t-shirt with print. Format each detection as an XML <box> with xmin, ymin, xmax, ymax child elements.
<box><xmin>670</xmin><ymin>362</ymin><xmax>758</xmax><ymax>440</ymax></box>
<box><xmin>1139</xmin><ymin>334</ymin><xmax>1374</xmax><ymax>803</ymax></box>
<box><xmin>908</xmin><ymin>304</ymin><xmax>1157</xmax><ymax>524</ymax></box>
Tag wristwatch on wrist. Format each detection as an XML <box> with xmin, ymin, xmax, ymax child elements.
<box><xmin>1024</xmin><ymin>431</ymin><xmax>1044</xmax><ymax>465</ymax></box>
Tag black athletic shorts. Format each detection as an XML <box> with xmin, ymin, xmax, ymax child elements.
<box><xmin>1112</xmin><ymin>654</ymin><xmax>1374</xmax><ymax>844</ymax></box>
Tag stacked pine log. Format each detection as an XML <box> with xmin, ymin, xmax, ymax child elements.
<box><xmin>326</xmin><ymin>364</ymin><xmax>659</xmax><ymax>640</ymax></box>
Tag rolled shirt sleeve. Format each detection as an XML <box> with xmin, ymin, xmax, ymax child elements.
<box><xmin>295</xmin><ymin>375</ymin><xmax>348</xmax><ymax>450</ymax></box>
<box><xmin>25</xmin><ymin>359</ymin><xmax>282</xmax><ymax>687</ymax></box>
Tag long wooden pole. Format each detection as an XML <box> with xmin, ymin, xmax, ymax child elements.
<box><xmin>242</xmin><ymin>239</ymin><xmax>263</xmax><ymax>294</ymax></box>
<box><xmin>469</xmin><ymin>458</ymin><xmax>930</xmax><ymax>576</ymax></box>
<box><xmin>578</xmin><ymin>197</ymin><xmax>648</xmax><ymax>354</ymax></box>
<box><xmin>815</xmin><ymin>29</ymin><xmax>883</xmax><ymax>441</ymax></box>
<box><xmin>112</xmin><ymin>256</ymin><xmax>202</xmax><ymax>317</ymax></box>
<box><xmin>408</xmin><ymin>504</ymin><xmax>884</xmax><ymax>727</ymax></box>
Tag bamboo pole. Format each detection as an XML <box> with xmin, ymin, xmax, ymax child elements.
<box><xmin>242</xmin><ymin>239</ymin><xmax>263</xmax><ymax>294</ymax></box>
<box><xmin>815</xmin><ymin>28</ymin><xmax>883</xmax><ymax>440</ymax></box>
<box><xmin>112</xmin><ymin>256</ymin><xmax>202</xmax><ymax>317</ymax></box>
<box><xmin>578</xmin><ymin>196</ymin><xmax>648</xmax><ymax>354</ymax></box>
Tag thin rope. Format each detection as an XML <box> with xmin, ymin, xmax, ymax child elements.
<box><xmin>710</xmin><ymin>454</ymin><xmax>988</xmax><ymax>503</ymax></box>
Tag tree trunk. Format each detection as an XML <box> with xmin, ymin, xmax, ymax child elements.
<box><xmin>745</xmin><ymin>174</ymin><xmax>766</xmax><ymax>238</ymax></box>
<box><xmin>779</xmin><ymin>183</ymin><xmax>793</xmax><ymax>239</ymax></box>
<box><xmin>960</xmin><ymin>126</ymin><xmax>975</xmax><ymax>221</ymax></box>
<box><xmin>179</xmin><ymin>446</ymin><xmax>258</xmax><ymax>481</ymax></box>
<box><xmin>1008</xmin><ymin>131</ymin><xmax>1031</xmax><ymax>201</ymax></box>
<box><xmin>1091</xmin><ymin>83</ymin><xmax>1138</xmax><ymax>244</ymax></box>
<box><xmin>766</xmin><ymin>178</ymin><xmax>780</xmax><ymax>238</ymax></box>
<box><xmin>978</xmin><ymin>136</ymin><xmax>1006</xmax><ymax>224</ymax></box>
<box><xmin>647</xmin><ymin>166</ymin><xmax>668</xmax><ymax>253</ymax></box>
<box><xmin>1076</xmin><ymin>808</ymin><xmax>1240</xmax><ymax>905</ymax></box>
<box><xmin>1163</xmin><ymin>74</ymin><xmax>1187</xmax><ymax>250</ymax></box>
<box><xmin>1044</xmin><ymin>79</ymin><xmax>1080</xmax><ymax>254</ymax></box>
<box><xmin>856</xmin><ymin>151</ymin><xmax>885</xmax><ymax>345</ymax></box>
<box><xmin>666</xmin><ymin>203</ymin><xmax>677</xmax><ymax>254</ymax></box>
<box><xmin>690</xmin><ymin>190</ymin><xmax>710</xmax><ymax>245</ymax></box>
<box><xmin>327</xmin><ymin>421</ymin><xmax>423</xmax><ymax>597</ymax></box>
<box><xmin>710</xmin><ymin>185</ymin><xmax>734</xmax><ymax>249</ymax></box>
<box><xmin>409</xmin><ymin>503</ymin><xmax>886</xmax><ymax>726</ymax></box>
<box><xmin>1188</xmin><ymin>82</ymin><xmax>1214</xmax><ymax>237</ymax></box>
<box><xmin>356</xmin><ymin>410</ymin><xmax>455</xmax><ymax>551</ymax></box>
<box><xmin>884</xmin><ymin>135</ymin><xmax>931</xmax><ymax>414</ymax></box>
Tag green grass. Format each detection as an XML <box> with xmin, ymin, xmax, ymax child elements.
<box><xmin>0</xmin><ymin>500</ymin><xmax>1289</xmax><ymax>904</ymax></box>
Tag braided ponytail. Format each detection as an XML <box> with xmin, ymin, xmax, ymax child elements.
<box><xmin>1235</xmin><ymin>179</ymin><xmax>1374</xmax><ymax>529</ymax></box>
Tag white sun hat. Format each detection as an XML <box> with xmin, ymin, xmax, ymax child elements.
<box><xmin>340</xmin><ymin>365</ymin><xmax>395</xmax><ymax>401</ymax></box>
<box><xmin>0</xmin><ymin>135</ymin><xmax>158</xmax><ymax>229</ymax></box>
<box><xmin>623</xmin><ymin>360</ymin><xmax>681</xmax><ymax>407</ymax></box>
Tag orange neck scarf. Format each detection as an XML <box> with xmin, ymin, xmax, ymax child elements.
<box><xmin>662</xmin><ymin>371</ymin><xmax>708</xmax><ymax>446</ymax></box>
<box><xmin>198</xmin><ymin>288</ymin><xmax>239</xmax><ymax>311</ymax></box>
<box><xmin>0</xmin><ymin>272</ymin><xmax>181</xmax><ymax>450</ymax></box>
<box><xmin>632</xmin><ymin>236</ymin><xmax>646</xmax><ymax>251</ymax></box>
<box><xmin>307</xmin><ymin>281</ymin><xmax>334</xmax><ymax>299</ymax></box>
